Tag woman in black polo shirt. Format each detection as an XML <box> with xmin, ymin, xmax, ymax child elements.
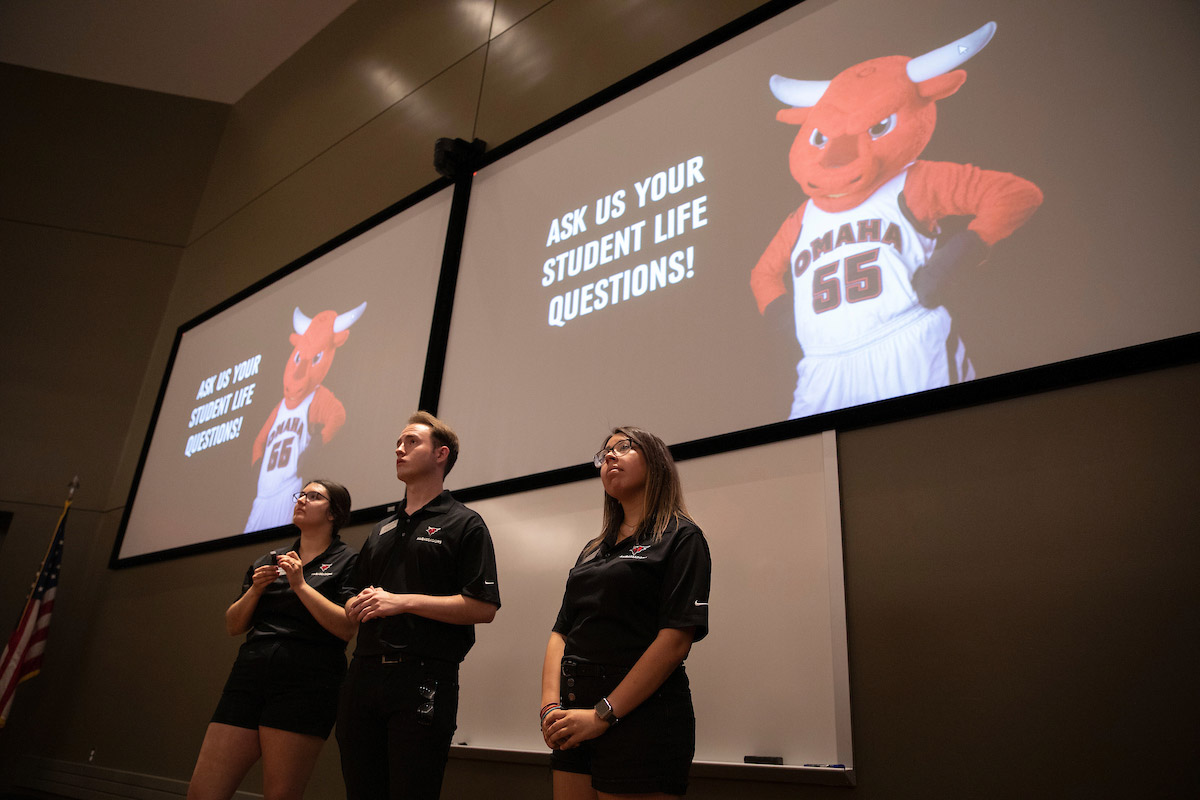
<box><xmin>187</xmin><ymin>479</ymin><xmax>358</xmax><ymax>800</ymax></box>
<box><xmin>540</xmin><ymin>427</ymin><xmax>712</xmax><ymax>798</ymax></box>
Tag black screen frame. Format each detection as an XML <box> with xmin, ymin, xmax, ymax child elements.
<box><xmin>111</xmin><ymin>0</ymin><xmax>1200</xmax><ymax>567</ymax></box>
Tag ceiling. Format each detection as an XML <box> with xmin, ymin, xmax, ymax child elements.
<box><xmin>0</xmin><ymin>0</ymin><xmax>358</xmax><ymax>104</ymax></box>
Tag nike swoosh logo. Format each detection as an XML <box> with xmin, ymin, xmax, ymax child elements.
<box><xmin>485</xmin><ymin>581</ymin><xmax>496</xmax><ymax>585</ymax></box>
<box><xmin>694</xmin><ymin>601</ymin><xmax>708</xmax><ymax>606</ymax></box>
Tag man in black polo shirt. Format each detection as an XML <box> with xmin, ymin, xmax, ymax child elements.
<box><xmin>337</xmin><ymin>411</ymin><xmax>501</xmax><ymax>799</ymax></box>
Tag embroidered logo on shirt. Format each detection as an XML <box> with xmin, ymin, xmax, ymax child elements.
<box><xmin>620</xmin><ymin>544</ymin><xmax>651</xmax><ymax>560</ymax></box>
<box><xmin>416</xmin><ymin>526</ymin><xmax>444</xmax><ymax>545</ymax></box>
<box><xmin>311</xmin><ymin>563</ymin><xmax>334</xmax><ymax>576</ymax></box>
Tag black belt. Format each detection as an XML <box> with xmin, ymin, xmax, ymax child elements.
<box><xmin>379</xmin><ymin>653</ymin><xmax>420</xmax><ymax>664</ymax></box>
<box><xmin>561</xmin><ymin>659</ymin><xmax>630</xmax><ymax>678</ymax></box>
<box><xmin>364</xmin><ymin>653</ymin><xmax>456</xmax><ymax>669</ymax></box>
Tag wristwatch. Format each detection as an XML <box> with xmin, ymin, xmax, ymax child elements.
<box><xmin>594</xmin><ymin>696</ymin><xmax>618</xmax><ymax>724</ymax></box>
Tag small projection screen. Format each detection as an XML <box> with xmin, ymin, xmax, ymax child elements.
<box><xmin>438</xmin><ymin>0</ymin><xmax>1200</xmax><ymax>488</ymax></box>
<box><xmin>114</xmin><ymin>189</ymin><xmax>452</xmax><ymax>564</ymax></box>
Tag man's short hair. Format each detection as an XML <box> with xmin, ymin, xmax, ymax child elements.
<box><xmin>408</xmin><ymin>411</ymin><xmax>460</xmax><ymax>477</ymax></box>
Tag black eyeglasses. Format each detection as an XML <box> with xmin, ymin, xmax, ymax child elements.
<box><xmin>292</xmin><ymin>490</ymin><xmax>329</xmax><ymax>503</ymax></box>
<box><xmin>593</xmin><ymin>438</ymin><xmax>634</xmax><ymax>468</ymax></box>
<box><xmin>418</xmin><ymin>682</ymin><xmax>436</xmax><ymax>726</ymax></box>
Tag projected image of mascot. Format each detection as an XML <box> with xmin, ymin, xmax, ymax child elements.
<box><xmin>751</xmin><ymin>22</ymin><xmax>1042</xmax><ymax>419</ymax></box>
<box><xmin>243</xmin><ymin>302</ymin><xmax>366</xmax><ymax>533</ymax></box>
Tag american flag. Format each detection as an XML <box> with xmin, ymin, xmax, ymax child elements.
<box><xmin>0</xmin><ymin>501</ymin><xmax>68</xmax><ymax>727</ymax></box>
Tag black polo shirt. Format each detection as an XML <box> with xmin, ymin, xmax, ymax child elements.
<box><xmin>241</xmin><ymin>536</ymin><xmax>358</xmax><ymax>650</ymax></box>
<box><xmin>553</xmin><ymin>517</ymin><xmax>710</xmax><ymax>666</ymax></box>
<box><xmin>347</xmin><ymin>490</ymin><xmax>501</xmax><ymax>663</ymax></box>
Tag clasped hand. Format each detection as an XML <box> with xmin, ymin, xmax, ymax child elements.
<box><xmin>345</xmin><ymin>586</ymin><xmax>408</xmax><ymax>623</ymax></box>
<box><xmin>275</xmin><ymin>551</ymin><xmax>306</xmax><ymax>588</ymax></box>
<box><xmin>541</xmin><ymin>707</ymin><xmax>609</xmax><ymax>750</ymax></box>
<box><xmin>249</xmin><ymin>560</ymin><xmax>284</xmax><ymax>590</ymax></box>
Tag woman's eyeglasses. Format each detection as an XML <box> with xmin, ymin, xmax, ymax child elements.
<box><xmin>593</xmin><ymin>437</ymin><xmax>634</xmax><ymax>468</ymax></box>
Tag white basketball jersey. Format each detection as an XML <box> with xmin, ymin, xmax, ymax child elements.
<box><xmin>789</xmin><ymin>169</ymin><xmax>937</xmax><ymax>355</ymax></box>
<box><xmin>255</xmin><ymin>391</ymin><xmax>314</xmax><ymax>496</ymax></box>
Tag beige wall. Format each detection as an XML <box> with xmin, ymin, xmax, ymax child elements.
<box><xmin>0</xmin><ymin>58</ymin><xmax>227</xmax><ymax>779</ymax></box>
<box><xmin>1</xmin><ymin>1</ymin><xmax>1196</xmax><ymax>797</ymax></box>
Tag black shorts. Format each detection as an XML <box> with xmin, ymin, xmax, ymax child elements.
<box><xmin>550</xmin><ymin>661</ymin><xmax>695</xmax><ymax>795</ymax></box>
<box><xmin>211</xmin><ymin>638</ymin><xmax>347</xmax><ymax>738</ymax></box>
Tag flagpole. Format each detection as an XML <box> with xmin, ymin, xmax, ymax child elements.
<box><xmin>20</xmin><ymin>477</ymin><xmax>77</xmax><ymax>607</ymax></box>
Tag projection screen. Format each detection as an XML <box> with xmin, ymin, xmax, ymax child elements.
<box><xmin>438</xmin><ymin>0</ymin><xmax>1200</xmax><ymax>488</ymax></box>
<box><xmin>115</xmin><ymin>190</ymin><xmax>452</xmax><ymax>563</ymax></box>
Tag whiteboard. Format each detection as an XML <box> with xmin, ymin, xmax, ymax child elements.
<box><xmin>455</xmin><ymin>432</ymin><xmax>852</xmax><ymax>769</ymax></box>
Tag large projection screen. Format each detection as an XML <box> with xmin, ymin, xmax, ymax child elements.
<box><xmin>456</xmin><ymin>432</ymin><xmax>852</xmax><ymax>773</ymax></box>
<box><xmin>116</xmin><ymin>189</ymin><xmax>452</xmax><ymax>564</ymax></box>
<box><xmin>439</xmin><ymin>0</ymin><xmax>1200</xmax><ymax>489</ymax></box>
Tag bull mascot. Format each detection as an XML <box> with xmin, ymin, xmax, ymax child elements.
<box><xmin>751</xmin><ymin>22</ymin><xmax>1042</xmax><ymax>418</ymax></box>
<box><xmin>243</xmin><ymin>302</ymin><xmax>367</xmax><ymax>533</ymax></box>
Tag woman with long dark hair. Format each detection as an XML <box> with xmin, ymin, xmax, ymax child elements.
<box><xmin>541</xmin><ymin>427</ymin><xmax>712</xmax><ymax>799</ymax></box>
<box><xmin>188</xmin><ymin>478</ymin><xmax>357</xmax><ymax>800</ymax></box>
